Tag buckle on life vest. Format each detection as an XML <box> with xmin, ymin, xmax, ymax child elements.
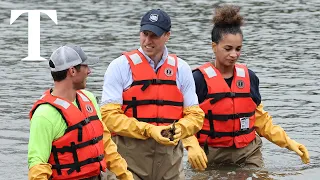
<box><xmin>82</xmin><ymin>118</ymin><xmax>90</xmax><ymax>125</ymax></box>
<box><xmin>97</xmin><ymin>154</ymin><xmax>104</xmax><ymax>161</ymax></box>
<box><xmin>152</xmin><ymin>79</ymin><xmax>161</xmax><ymax>84</ymax></box>
<box><xmin>228</xmin><ymin>92</ymin><xmax>236</xmax><ymax>97</ymax></box>
<box><xmin>91</xmin><ymin>137</ymin><xmax>99</xmax><ymax>144</ymax></box>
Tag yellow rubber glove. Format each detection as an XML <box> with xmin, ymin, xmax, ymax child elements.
<box><xmin>100</xmin><ymin>103</ymin><xmax>152</xmax><ymax>139</ymax></box>
<box><xmin>147</xmin><ymin>125</ymin><xmax>177</xmax><ymax>146</ymax></box>
<box><xmin>174</xmin><ymin>105</ymin><xmax>205</xmax><ymax>140</ymax></box>
<box><xmin>182</xmin><ymin>136</ymin><xmax>208</xmax><ymax>171</ymax></box>
<box><xmin>286</xmin><ymin>138</ymin><xmax>310</xmax><ymax>164</ymax></box>
<box><xmin>173</xmin><ymin>123</ymin><xmax>182</xmax><ymax>144</ymax></box>
<box><xmin>254</xmin><ymin>103</ymin><xmax>310</xmax><ymax>164</ymax></box>
<box><xmin>28</xmin><ymin>163</ymin><xmax>52</xmax><ymax>180</ymax></box>
<box><xmin>101</xmin><ymin>122</ymin><xmax>134</xmax><ymax>180</ymax></box>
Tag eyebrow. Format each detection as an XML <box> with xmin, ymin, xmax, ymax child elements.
<box><xmin>224</xmin><ymin>45</ymin><xmax>242</xmax><ymax>48</ymax></box>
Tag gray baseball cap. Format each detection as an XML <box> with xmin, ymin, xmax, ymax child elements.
<box><xmin>49</xmin><ymin>45</ymin><xmax>99</xmax><ymax>72</ymax></box>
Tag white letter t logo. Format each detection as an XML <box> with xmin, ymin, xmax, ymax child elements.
<box><xmin>10</xmin><ymin>10</ymin><xmax>58</xmax><ymax>61</ymax></box>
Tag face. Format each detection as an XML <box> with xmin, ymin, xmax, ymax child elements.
<box><xmin>140</xmin><ymin>30</ymin><xmax>170</xmax><ymax>60</ymax></box>
<box><xmin>213</xmin><ymin>33</ymin><xmax>242</xmax><ymax>67</ymax></box>
<box><xmin>70</xmin><ymin>65</ymin><xmax>91</xmax><ymax>90</ymax></box>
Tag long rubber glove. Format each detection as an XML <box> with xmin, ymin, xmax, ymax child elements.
<box><xmin>100</xmin><ymin>103</ymin><xmax>152</xmax><ymax>139</ymax></box>
<box><xmin>173</xmin><ymin>105</ymin><xmax>205</xmax><ymax>142</ymax></box>
<box><xmin>28</xmin><ymin>163</ymin><xmax>52</xmax><ymax>180</ymax></box>
<box><xmin>102</xmin><ymin>123</ymin><xmax>133</xmax><ymax>180</ymax></box>
<box><xmin>254</xmin><ymin>103</ymin><xmax>310</xmax><ymax>164</ymax></box>
<box><xmin>182</xmin><ymin>136</ymin><xmax>208</xmax><ymax>171</ymax></box>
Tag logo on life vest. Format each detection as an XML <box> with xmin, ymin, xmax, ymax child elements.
<box><xmin>86</xmin><ymin>104</ymin><xmax>93</xmax><ymax>113</ymax></box>
<box><xmin>236</xmin><ymin>80</ymin><xmax>245</xmax><ymax>89</ymax></box>
<box><xmin>149</xmin><ymin>14</ymin><xmax>158</xmax><ymax>22</ymax></box>
<box><xmin>165</xmin><ymin>67</ymin><xmax>173</xmax><ymax>76</ymax></box>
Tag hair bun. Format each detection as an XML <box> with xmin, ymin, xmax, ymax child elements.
<box><xmin>213</xmin><ymin>5</ymin><xmax>244</xmax><ymax>27</ymax></box>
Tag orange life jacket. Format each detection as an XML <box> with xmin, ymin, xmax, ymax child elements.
<box><xmin>196</xmin><ymin>63</ymin><xmax>257</xmax><ymax>149</ymax></box>
<box><xmin>29</xmin><ymin>89</ymin><xmax>106</xmax><ymax>180</ymax></box>
<box><xmin>121</xmin><ymin>50</ymin><xmax>183</xmax><ymax>126</ymax></box>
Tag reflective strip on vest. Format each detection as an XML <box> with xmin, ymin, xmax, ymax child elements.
<box><xmin>204</xmin><ymin>66</ymin><xmax>217</xmax><ymax>78</ymax></box>
<box><xmin>77</xmin><ymin>92</ymin><xmax>90</xmax><ymax>102</ymax></box>
<box><xmin>236</xmin><ymin>67</ymin><xmax>245</xmax><ymax>77</ymax></box>
<box><xmin>53</xmin><ymin>98</ymin><xmax>70</xmax><ymax>109</ymax></box>
<box><xmin>167</xmin><ymin>55</ymin><xmax>175</xmax><ymax>66</ymax></box>
<box><xmin>129</xmin><ymin>53</ymin><xmax>142</xmax><ymax>65</ymax></box>
<box><xmin>39</xmin><ymin>94</ymin><xmax>46</xmax><ymax>100</ymax></box>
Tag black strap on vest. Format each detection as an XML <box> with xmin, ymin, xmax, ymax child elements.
<box><xmin>52</xmin><ymin>154</ymin><xmax>104</xmax><ymax>175</ymax></box>
<box><xmin>51</xmin><ymin>135</ymin><xmax>103</xmax><ymax>175</ymax></box>
<box><xmin>53</xmin><ymin>135</ymin><xmax>103</xmax><ymax>154</ymax></box>
<box><xmin>204</xmin><ymin>111</ymin><xmax>255</xmax><ymax>121</ymax></box>
<box><xmin>197</xmin><ymin>109</ymin><xmax>255</xmax><ymax>152</ymax></box>
<box><xmin>206</xmin><ymin>92</ymin><xmax>251</xmax><ymax>104</ymax></box>
<box><xmin>199</xmin><ymin>127</ymin><xmax>255</xmax><ymax>138</ymax></box>
<box><xmin>136</xmin><ymin>117</ymin><xmax>179</xmax><ymax>124</ymax></box>
<box><xmin>131</xmin><ymin>79</ymin><xmax>177</xmax><ymax>91</ymax></box>
<box><xmin>64</xmin><ymin>115</ymin><xmax>99</xmax><ymax>142</ymax></box>
<box><xmin>52</xmin><ymin>146</ymin><xmax>62</xmax><ymax>175</ymax></box>
<box><xmin>123</xmin><ymin>99</ymin><xmax>183</xmax><ymax>114</ymax></box>
<box><xmin>123</xmin><ymin>97</ymin><xmax>183</xmax><ymax>123</ymax></box>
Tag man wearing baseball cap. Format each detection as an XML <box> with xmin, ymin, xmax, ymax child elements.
<box><xmin>100</xmin><ymin>9</ymin><xmax>204</xmax><ymax>180</ymax></box>
<box><xmin>28</xmin><ymin>45</ymin><xmax>133</xmax><ymax>180</ymax></box>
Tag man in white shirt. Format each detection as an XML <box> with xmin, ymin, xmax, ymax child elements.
<box><xmin>100</xmin><ymin>9</ymin><xmax>204</xmax><ymax>180</ymax></box>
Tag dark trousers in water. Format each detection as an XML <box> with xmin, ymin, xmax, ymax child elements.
<box><xmin>102</xmin><ymin>136</ymin><xmax>185</xmax><ymax>180</ymax></box>
<box><xmin>206</xmin><ymin>134</ymin><xmax>264</xmax><ymax>168</ymax></box>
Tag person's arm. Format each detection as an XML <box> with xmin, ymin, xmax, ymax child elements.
<box><xmin>254</xmin><ymin>103</ymin><xmax>309</xmax><ymax>164</ymax></box>
<box><xmin>84</xmin><ymin>89</ymin><xmax>133</xmax><ymax>179</ymax></box>
<box><xmin>100</xmin><ymin>57</ymin><xmax>154</xmax><ymax>139</ymax></box>
<box><xmin>250</xmin><ymin>70</ymin><xmax>310</xmax><ymax>164</ymax></box>
<box><xmin>101</xmin><ymin>123</ymin><xmax>133</xmax><ymax>179</ymax></box>
<box><xmin>175</xmin><ymin>59</ymin><xmax>204</xmax><ymax>140</ymax></box>
<box><xmin>28</xmin><ymin>107</ymin><xmax>60</xmax><ymax>180</ymax></box>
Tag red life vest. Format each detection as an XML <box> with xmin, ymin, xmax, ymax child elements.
<box><xmin>121</xmin><ymin>50</ymin><xmax>183</xmax><ymax>126</ymax></box>
<box><xmin>196</xmin><ymin>63</ymin><xmax>257</xmax><ymax>148</ymax></box>
<box><xmin>29</xmin><ymin>89</ymin><xmax>107</xmax><ymax>180</ymax></box>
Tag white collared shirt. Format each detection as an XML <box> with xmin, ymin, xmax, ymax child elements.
<box><xmin>101</xmin><ymin>46</ymin><xmax>198</xmax><ymax>107</ymax></box>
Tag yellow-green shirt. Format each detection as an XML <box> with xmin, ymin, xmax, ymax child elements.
<box><xmin>28</xmin><ymin>90</ymin><xmax>101</xmax><ymax>168</ymax></box>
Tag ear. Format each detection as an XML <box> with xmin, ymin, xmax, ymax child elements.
<box><xmin>165</xmin><ymin>31</ymin><xmax>171</xmax><ymax>42</ymax></box>
<box><xmin>68</xmin><ymin>67</ymin><xmax>76</xmax><ymax>77</ymax></box>
<box><xmin>212</xmin><ymin>42</ymin><xmax>217</xmax><ymax>53</ymax></box>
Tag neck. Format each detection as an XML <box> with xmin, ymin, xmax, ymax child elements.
<box><xmin>213</xmin><ymin>61</ymin><xmax>234</xmax><ymax>79</ymax></box>
<box><xmin>51</xmin><ymin>81</ymin><xmax>77</xmax><ymax>102</ymax></box>
<box><xmin>150</xmin><ymin>53</ymin><xmax>163</xmax><ymax>68</ymax></box>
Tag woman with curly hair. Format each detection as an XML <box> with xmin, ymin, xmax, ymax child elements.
<box><xmin>182</xmin><ymin>4</ymin><xmax>310</xmax><ymax>171</ymax></box>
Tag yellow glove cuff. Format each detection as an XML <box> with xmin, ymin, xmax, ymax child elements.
<box><xmin>28</xmin><ymin>163</ymin><xmax>52</xmax><ymax>180</ymax></box>
<box><xmin>182</xmin><ymin>135</ymin><xmax>199</xmax><ymax>149</ymax></box>
<box><xmin>176</xmin><ymin>105</ymin><xmax>204</xmax><ymax>139</ymax></box>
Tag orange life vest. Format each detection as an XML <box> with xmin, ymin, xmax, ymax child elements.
<box><xmin>121</xmin><ymin>50</ymin><xmax>183</xmax><ymax>126</ymax></box>
<box><xmin>29</xmin><ymin>89</ymin><xmax>107</xmax><ymax>180</ymax></box>
<box><xmin>196</xmin><ymin>63</ymin><xmax>257</xmax><ymax>149</ymax></box>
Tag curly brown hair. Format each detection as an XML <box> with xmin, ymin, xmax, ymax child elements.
<box><xmin>211</xmin><ymin>5</ymin><xmax>244</xmax><ymax>43</ymax></box>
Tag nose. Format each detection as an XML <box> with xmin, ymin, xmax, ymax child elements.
<box><xmin>87</xmin><ymin>67</ymin><xmax>91</xmax><ymax>75</ymax></box>
<box><xmin>230</xmin><ymin>50</ymin><xmax>240</xmax><ymax>58</ymax></box>
<box><xmin>145</xmin><ymin>35</ymin><xmax>152</xmax><ymax>44</ymax></box>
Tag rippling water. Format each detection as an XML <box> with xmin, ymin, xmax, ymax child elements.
<box><xmin>0</xmin><ymin>0</ymin><xmax>319</xmax><ymax>179</ymax></box>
